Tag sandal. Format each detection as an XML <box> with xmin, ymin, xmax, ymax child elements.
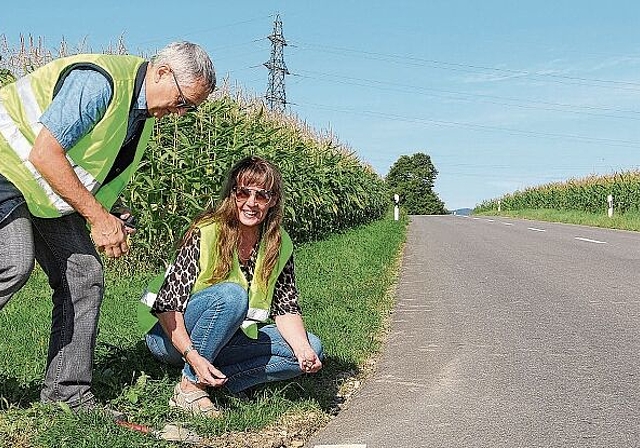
<box><xmin>169</xmin><ymin>383</ymin><xmax>222</xmax><ymax>418</ymax></box>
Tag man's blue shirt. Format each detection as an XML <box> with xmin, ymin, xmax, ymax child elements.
<box><xmin>40</xmin><ymin>68</ymin><xmax>113</xmax><ymax>150</ymax></box>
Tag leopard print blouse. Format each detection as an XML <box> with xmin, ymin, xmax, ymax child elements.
<box><xmin>151</xmin><ymin>227</ymin><xmax>302</xmax><ymax>317</ymax></box>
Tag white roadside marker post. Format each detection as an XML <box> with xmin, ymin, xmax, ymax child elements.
<box><xmin>394</xmin><ymin>194</ymin><xmax>400</xmax><ymax>221</ymax></box>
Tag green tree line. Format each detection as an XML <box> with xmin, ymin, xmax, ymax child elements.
<box><xmin>386</xmin><ymin>152</ymin><xmax>446</xmax><ymax>215</ymax></box>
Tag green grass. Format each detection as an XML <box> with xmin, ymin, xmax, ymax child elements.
<box><xmin>0</xmin><ymin>214</ymin><xmax>407</xmax><ymax>447</ymax></box>
<box><xmin>475</xmin><ymin>208</ymin><xmax>640</xmax><ymax>232</ymax></box>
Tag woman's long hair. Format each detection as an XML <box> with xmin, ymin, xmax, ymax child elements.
<box><xmin>181</xmin><ymin>156</ymin><xmax>284</xmax><ymax>287</ymax></box>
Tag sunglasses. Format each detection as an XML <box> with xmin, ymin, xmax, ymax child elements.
<box><xmin>170</xmin><ymin>70</ymin><xmax>198</xmax><ymax>112</ymax></box>
<box><xmin>233</xmin><ymin>186</ymin><xmax>273</xmax><ymax>205</ymax></box>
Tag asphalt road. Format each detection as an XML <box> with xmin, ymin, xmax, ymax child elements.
<box><xmin>307</xmin><ymin>215</ymin><xmax>640</xmax><ymax>448</ymax></box>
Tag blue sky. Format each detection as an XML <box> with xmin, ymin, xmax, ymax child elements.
<box><xmin>4</xmin><ymin>1</ymin><xmax>640</xmax><ymax>209</ymax></box>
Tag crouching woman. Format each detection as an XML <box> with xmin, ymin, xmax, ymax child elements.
<box><xmin>140</xmin><ymin>156</ymin><xmax>323</xmax><ymax>417</ymax></box>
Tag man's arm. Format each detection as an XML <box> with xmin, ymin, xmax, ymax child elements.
<box><xmin>29</xmin><ymin>127</ymin><xmax>129</xmax><ymax>258</ymax></box>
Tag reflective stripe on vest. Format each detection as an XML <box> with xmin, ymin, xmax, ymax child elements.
<box><xmin>0</xmin><ymin>55</ymin><xmax>154</xmax><ymax>217</ymax></box>
<box><xmin>0</xmin><ymin>77</ymin><xmax>87</xmax><ymax>213</ymax></box>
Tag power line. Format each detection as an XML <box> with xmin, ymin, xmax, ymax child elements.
<box><xmin>295</xmin><ymin>101</ymin><xmax>640</xmax><ymax>149</ymax></box>
<box><xmin>293</xmin><ymin>41</ymin><xmax>640</xmax><ymax>91</ymax></box>
<box><xmin>294</xmin><ymin>69</ymin><xmax>640</xmax><ymax>121</ymax></box>
<box><xmin>134</xmin><ymin>15</ymin><xmax>274</xmax><ymax>47</ymax></box>
<box><xmin>211</xmin><ymin>38</ymin><xmax>268</xmax><ymax>54</ymax></box>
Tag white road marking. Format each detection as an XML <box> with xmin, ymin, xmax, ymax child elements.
<box><xmin>314</xmin><ymin>445</ymin><xmax>367</xmax><ymax>448</ymax></box>
<box><xmin>473</xmin><ymin>217</ymin><xmax>481</xmax><ymax>220</ymax></box>
<box><xmin>485</xmin><ymin>219</ymin><xmax>494</xmax><ymax>222</ymax></box>
<box><xmin>502</xmin><ymin>222</ymin><xmax>514</xmax><ymax>226</ymax></box>
<box><xmin>575</xmin><ymin>237</ymin><xmax>607</xmax><ymax>244</ymax></box>
<box><xmin>527</xmin><ymin>227</ymin><xmax>546</xmax><ymax>232</ymax></box>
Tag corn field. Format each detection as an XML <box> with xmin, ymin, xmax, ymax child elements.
<box><xmin>1</xmin><ymin>34</ymin><xmax>388</xmax><ymax>270</ymax></box>
<box><xmin>0</xmin><ymin>33</ymin><xmax>129</xmax><ymax>81</ymax></box>
<box><xmin>475</xmin><ymin>170</ymin><xmax>640</xmax><ymax>215</ymax></box>
<box><xmin>122</xmin><ymin>93</ymin><xmax>388</xmax><ymax>269</ymax></box>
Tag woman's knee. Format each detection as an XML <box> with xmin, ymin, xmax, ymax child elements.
<box><xmin>214</xmin><ymin>281</ymin><xmax>247</xmax><ymax>299</ymax></box>
<box><xmin>191</xmin><ymin>282</ymin><xmax>248</xmax><ymax>320</ymax></box>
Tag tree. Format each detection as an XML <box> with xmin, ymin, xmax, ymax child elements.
<box><xmin>386</xmin><ymin>152</ymin><xmax>446</xmax><ymax>215</ymax></box>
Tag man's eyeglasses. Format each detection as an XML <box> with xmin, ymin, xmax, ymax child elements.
<box><xmin>170</xmin><ymin>70</ymin><xmax>197</xmax><ymax>112</ymax></box>
<box><xmin>233</xmin><ymin>186</ymin><xmax>273</xmax><ymax>205</ymax></box>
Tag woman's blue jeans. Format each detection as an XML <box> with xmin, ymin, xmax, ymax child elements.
<box><xmin>145</xmin><ymin>282</ymin><xmax>324</xmax><ymax>393</ymax></box>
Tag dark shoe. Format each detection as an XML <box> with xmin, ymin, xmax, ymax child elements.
<box><xmin>89</xmin><ymin>405</ymin><xmax>127</xmax><ymax>422</ymax></box>
<box><xmin>62</xmin><ymin>399</ymin><xmax>126</xmax><ymax>422</ymax></box>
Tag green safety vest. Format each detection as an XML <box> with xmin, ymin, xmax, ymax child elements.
<box><xmin>0</xmin><ymin>54</ymin><xmax>155</xmax><ymax>217</ymax></box>
<box><xmin>138</xmin><ymin>220</ymin><xmax>294</xmax><ymax>339</ymax></box>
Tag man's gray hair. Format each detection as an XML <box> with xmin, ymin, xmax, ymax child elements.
<box><xmin>152</xmin><ymin>41</ymin><xmax>216</xmax><ymax>94</ymax></box>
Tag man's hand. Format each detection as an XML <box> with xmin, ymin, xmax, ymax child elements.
<box><xmin>29</xmin><ymin>128</ymin><xmax>131</xmax><ymax>259</ymax></box>
<box><xmin>90</xmin><ymin>210</ymin><xmax>130</xmax><ymax>258</ymax></box>
<box><xmin>110</xmin><ymin>208</ymin><xmax>137</xmax><ymax>234</ymax></box>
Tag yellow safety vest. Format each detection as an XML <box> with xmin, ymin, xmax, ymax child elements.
<box><xmin>0</xmin><ymin>54</ymin><xmax>155</xmax><ymax>217</ymax></box>
<box><xmin>139</xmin><ymin>220</ymin><xmax>294</xmax><ymax>339</ymax></box>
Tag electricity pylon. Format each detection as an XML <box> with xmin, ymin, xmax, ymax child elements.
<box><xmin>264</xmin><ymin>14</ymin><xmax>289</xmax><ymax>113</ymax></box>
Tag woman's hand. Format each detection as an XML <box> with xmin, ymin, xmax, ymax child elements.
<box><xmin>156</xmin><ymin>313</ymin><xmax>227</xmax><ymax>387</ymax></box>
<box><xmin>274</xmin><ymin>313</ymin><xmax>323</xmax><ymax>374</ymax></box>
<box><xmin>186</xmin><ymin>351</ymin><xmax>228</xmax><ymax>388</ymax></box>
<box><xmin>296</xmin><ymin>347</ymin><xmax>322</xmax><ymax>374</ymax></box>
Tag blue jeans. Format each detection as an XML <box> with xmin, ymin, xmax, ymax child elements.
<box><xmin>146</xmin><ymin>282</ymin><xmax>324</xmax><ymax>393</ymax></box>
<box><xmin>0</xmin><ymin>204</ymin><xmax>103</xmax><ymax>408</ymax></box>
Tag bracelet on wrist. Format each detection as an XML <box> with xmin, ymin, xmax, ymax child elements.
<box><xmin>182</xmin><ymin>344</ymin><xmax>195</xmax><ymax>358</ymax></box>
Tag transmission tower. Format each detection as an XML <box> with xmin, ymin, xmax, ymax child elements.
<box><xmin>264</xmin><ymin>14</ymin><xmax>289</xmax><ymax>113</ymax></box>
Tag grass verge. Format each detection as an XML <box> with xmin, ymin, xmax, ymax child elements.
<box><xmin>0</xmin><ymin>213</ymin><xmax>408</xmax><ymax>448</ymax></box>
<box><xmin>475</xmin><ymin>208</ymin><xmax>640</xmax><ymax>232</ymax></box>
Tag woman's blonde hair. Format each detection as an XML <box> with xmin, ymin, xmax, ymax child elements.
<box><xmin>182</xmin><ymin>156</ymin><xmax>284</xmax><ymax>287</ymax></box>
